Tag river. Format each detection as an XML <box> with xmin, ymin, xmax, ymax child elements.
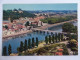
<box><xmin>48</xmin><ymin>21</ymin><xmax>77</xmax><ymax>31</ymax></box>
<box><xmin>2</xmin><ymin>21</ymin><xmax>77</xmax><ymax>54</ymax></box>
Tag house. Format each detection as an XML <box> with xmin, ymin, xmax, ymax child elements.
<box><xmin>38</xmin><ymin>21</ymin><xmax>43</xmax><ymax>26</ymax></box>
<box><xmin>31</xmin><ymin>21</ymin><xmax>38</xmax><ymax>27</ymax></box>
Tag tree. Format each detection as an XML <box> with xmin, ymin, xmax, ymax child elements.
<box><xmin>58</xmin><ymin>33</ymin><xmax>61</xmax><ymax>42</ymax></box>
<box><xmin>3</xmin><ymin>46</ymin><xmax>7</xmax><ymax>56</ymax></box>
<box><xmin>45</xmin><ymin>36</ymin><xmax>48</xmax><ymax>44</ymax></box>
<box><xmin>28</xmin><ymin>38</ymin><xmax>31</xmax><ymax>49</ymax></box>
<box><xmin>18</xmin><ymin>8</ymin><xmax>22</xmax><ymax>11</ymax></box>
<box><xmin>3</xmin><ymin>10</ymin><xmax>36</xmax><ymax>20</ymax></box>
<box><xmin>40</xmin><ymin>16</ymin><xmax>77</xmax><ymax>24</ymax></box>
<box><xmin>68</xmin><ymin>39</ymin><xmax>77</xmax><ymax>48</ymax></box>
<box><xmin>32</xmin><ymin>37</ymin><xmax>35</xmax><ymax>48</ymax></box>
<box><xmin>62</xmin><ymin>23</ymin><xmax>77</xmax><ymax>33</ymax></box>
<box><xmin>24</xmin><ymin>39</ymin><xmax>27</xmax><ymax>51</ymax></box>
<box><xmin>74</xmin><ymin>26</ymin><xmax>77</xmax><ymax>34</ymax></box>
<box><xmin>36</xmin><ymin>37</ymin><xmax>39</xmax><ymax>47</ymax></box>
<box><xmin>20</xmin><ymin>41</ymin><xmax>24</xmax><ymax>52</ymax></box>
<box><xmin>49</xmin><ymin>35</ymin><xmax>51</xmax><ymax>43</ymax></box>
<box><xmin>55</xmin><ymin>33</ymin><xmax>58</xmax><ymax>43</ymax></box>
<box><xmin>17</xmin><ymin>47</ymin><xmax>20</xmax><ymax>53</ymax></box>
<box><xmin>52</xmin><ymin>34</ymin><xmax>55</xmax><ymax>43</ymax></box>
<box><xmin>8</xmin><ymin>44</ymin><xmax>12</xmax><ymax>55</ymax></box>
<box><xmin>61</xmin><ymin>33</ymin><xmax>64</xmax><ymax>41</ymax></box>
<box><xmin>68</xmin><ymin>39</ymin><xmax>78</xmax><ymax>52</ymax></box>
<box><xmin>67</xmin><ymin>33</ymin><xmax>77</xmax><ymax>41</ymax></box>
<box><xmin>66</xmin><ymin>33</ymin><xmax>71</xmax><ymax>40</ymax></box>
<box><xmin>5</xmin><ymin>25</ymin><xmax>8</xmax><ymax>29</ymax></box>
<box><xmin>25</xmin><ymin>21</ymin><xmax>29</xmax><ymax>27</ymax></box>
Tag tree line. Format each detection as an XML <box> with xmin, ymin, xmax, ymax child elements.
<box><xmin>3</xmin><ymin>44</ymin><xmax>12</xmax><ymax>56</ymax></box>
<box><xmin>62</xmin><ymin>23</ymin><xmax>77</xmax><ymax>33</ymax></box>
<box><xmin>40</xmin><ymin>16</ymin><xmax>77</xmax><ymax>24</ymax></box>
<box><xmin>2</xmin><ymin>37</ymin><xmax>38</xmax><ymax>56</ymax></box>
<box><xmin>3</xmin><ymin>10</ymin><xmax>36</xmax><ymax>22</ymax></box>
<box><xmin>17</xmin><ymin>37</ymin><xmax>38</xmax><ymax>53</ymax></box>
<box><xmin>45</xmin><ymin>33</ymin><xmax>64</xmax><ymax>44</ymax></box>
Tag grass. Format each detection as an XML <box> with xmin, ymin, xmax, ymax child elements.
<box><xmin>18</xmin><ymin>41</ymin><xmax>69</xmax><ymax>56</ymax></box>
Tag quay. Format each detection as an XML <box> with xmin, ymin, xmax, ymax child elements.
<box><xmin>2</xmin><ymin>30</ymin><xmax>32</xmax><ymax>39</ymax></box>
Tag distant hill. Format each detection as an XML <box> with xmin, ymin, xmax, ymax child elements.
<box><xmin>3</xmin><ymin>9</ymin><xmax>36</xmax><ymax>21</ymax></box>
<box><xmin>27</xmin><ymin>10</ymin><xmax>77</xmax><ymax>14</ymax></box>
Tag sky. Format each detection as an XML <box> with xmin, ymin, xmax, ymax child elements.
<box><xmin>3</xmin><ymin>3</ymin><xmax>77</xmax><ymax>10</ymax></box>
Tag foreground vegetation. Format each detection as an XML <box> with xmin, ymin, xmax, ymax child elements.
<box><xmin>19</xmin><ymin>43</ymin><xmax>69</xmax><ymax>56</ymax></box>
<box><xmin>2</xmin><ymin>31</ymin><xmax>78</xmax><ymax>56</ymax></box>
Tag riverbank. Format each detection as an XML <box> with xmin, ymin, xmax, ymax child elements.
<box><xmin>36</xmin><ymin>19</ymin><xmax>77</xmax><ymax>30</ymax></box>
<box><xmin>2</xmin><ymin>19</ymin><xmax>77</xmax><ymax>39</ymax></box>
<box><xmin>2</xmin><ymin>30</ymin><xmax>32</xmax><ymax>39</ymax></box>
<box><xmin>10</xmin><ymin>41</ymin><xmax>69</xmax><ymax>56</ymax></box>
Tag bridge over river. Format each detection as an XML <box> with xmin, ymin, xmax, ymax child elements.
<box><xmin>32</xmin><ymin>19</ymin><xmax>77</xmax><ymax>35</ymax></box>
<box><xmin>32</xmin><ymin>28</ymin><xmax>76</xmax><ymax>35</ymax></box>
<box><xmin>2</xmin><ymin>19</ymin><xmax>77</xmax><ymax>39</ymax></box>
<box><xmin>35</xmin><ymin>19</ymin><xmax>77</xmax><ymax>30</ymax></box>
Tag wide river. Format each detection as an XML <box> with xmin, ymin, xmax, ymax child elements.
<box><xmin>2</xmin><ymin>21</ymin><xmax>77</xmax><ymax>54</ymax></box>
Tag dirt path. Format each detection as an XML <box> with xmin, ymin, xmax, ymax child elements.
<box><xmin>59</xmin><ymin>41</ymin><xmax>73</xmax><ymax>55</ymax></box>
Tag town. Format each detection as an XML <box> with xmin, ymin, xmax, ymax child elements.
<box><xmin>2</xmin><ymin>4</ymin><xmax>78</xmax><ymax>56</ymax></box>
<box><xmin>3</xmin><ymin>9</ymin><xmax>77</xmax><ymax>38</ymax></box>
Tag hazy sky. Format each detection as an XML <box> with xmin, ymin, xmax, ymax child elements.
<box><xmin>3</xmin><ymin>3</ymin><xmax>77</xmax><ymax>10</ymax></box>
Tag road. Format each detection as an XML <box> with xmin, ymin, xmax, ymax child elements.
<box><xmin>36</xmin><ymin>19</ymin><xmax>77</xmax><ymax>30</ymax></box>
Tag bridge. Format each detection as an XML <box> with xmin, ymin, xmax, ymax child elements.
<box><xmin>3</xmin><ymin>19</ymin><xmax>77</xmax><ymax>39</ymax></box>
<box><xmin>32</xmin><ymin>28</ymin><xmax>76</xmax><ymax>35</ymax></box>
<box><xmin>34</xmin><ymin>19</ymin><xmax>77</xmax><ymax>30</ymax></box>
<box><xmin>32</xmin><ymin>19</ymin><xmax>77</xmax><ymax>35</ymax></box>
<box><xmin>32</xmin><ymin>28</ymin><xmax>64</xmax><ymax>33</ymax></box>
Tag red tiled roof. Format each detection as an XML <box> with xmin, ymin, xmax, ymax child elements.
<box><xmin>58</xmin><ymin>49</ymin><xmax>63</xmax><ymax>52</ymax></box>
<box><xmin>55</xmin><ymin>52</ymin><xmax>63</xmax><ymax>55</ymax></box>
<box><xmin>3</xmin><ymin>28</ymin><xmax>6</xmax><ymax>31</ymax></box>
